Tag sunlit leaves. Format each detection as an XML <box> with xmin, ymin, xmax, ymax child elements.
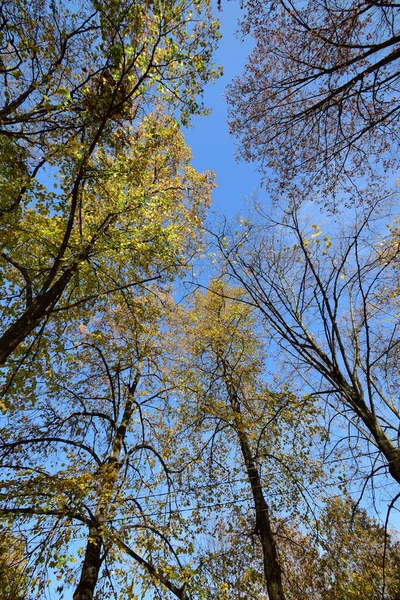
<box><xmin>0</xmin><ymin>0</ymin><xmax>219</xmax><ymax>367</ymax></box>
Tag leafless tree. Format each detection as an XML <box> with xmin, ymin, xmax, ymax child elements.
<box><xmin>214</xmin><ymin>203</ymin><xmax>400</xmax><ymax>491</ymax></box>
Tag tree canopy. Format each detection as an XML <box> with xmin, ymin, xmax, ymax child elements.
<box><xmin>227</xmin><ymin>0</ymin><xmax>400</xmax><ymax>204</ymax></box>
<box><xmin>1</xmin><ymin>1</ymin><xmax>399</xmax><ymax>599</ymax></box>
<box><xmin>0</xmin><ymin>0</ymin><xmax>219</xmax><ymax>367</ymax></box>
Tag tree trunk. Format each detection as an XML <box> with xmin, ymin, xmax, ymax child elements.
<box><xmin>0</xmin><ymin>266</ymin><xmax>76</xmax><ymax>364</ymax></box>
<box><xmin>226</xmin><ymin>378</ymin><xmax>286</xmax><ymax>600</ymax></box>
<box><xmin>73</xmin><ymin>526</ymin><xmax>102</xmax><ymax>600</ymax></box>
<box><xmin>236</xmin><ymin>422</ymin><xmax>286</xmax><ymax>600</ymax></box>
<box><xmin>73</xmin><ymin>373</ymin><xmax>137</xmax><ymax>600</ymax></box>
<box><xmin>353</xmin><ymin>394</ymin><xmax>400</xmax><ymax>485</ymax></box>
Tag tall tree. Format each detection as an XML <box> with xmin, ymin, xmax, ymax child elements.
<box><xmin>227</xmin><ymin>0</ymin><xmax>400</xmax><ymax>203</ymax></box>
<box><xmin>0</xmin><ymin>0</ymin><xmax>219</xmax><ymax>366</ymax></box>
<box><xmin>0</xmin><ymin>293</ymin><xmax>197</xmax><ymax>600</ymax></box>
<box><xmin>164</xmin><ymin>283</ymin><xmax>325</xmax><ymax>600</ymax></box>
<box><xmin>215</xmin><ymin>204</ymin><xmax>400</xmax><ymax>491</ymax></box>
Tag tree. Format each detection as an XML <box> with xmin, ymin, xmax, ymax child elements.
<box><xmin>281</xmin><ymin>496</ymin><xmax>400</xmax><ymax>600</ymax></box>
<box><xmin>1</xmin><ymin>0</ymin><xmax>219</xmax><ymax>162</ymax></box>
<box><xmin>195</xmin><ymin>495</ymin><xmax>400</xmax><ymax>600</ymax></box>
<box><xmin>215</xmin><ymin>204</ymin><xmax>400</xmax><ymax>493</ymax></box>
<box><xmin>0</xmin><ymin>292</ymin><xmax>198</xmax><ymax>600</ymax></box>
<box><xmin>163</xmin><ymin>283</ymin><xmax>325</xmax><ymax>600</ymax></box>
<box><xmin>0</xmin><ymin>0</ymin><xmax>219</xmax><ymax>366</ymax></box>
<box><xmin>227</xmin><ymin>0</ymin><xmax>400</xmax><ymax>203</ymax></box>
<box><xmin>0</xmin><ymin>527</ymin><xmax>30</xmax><ymax>600</ymax></box>
<box><xmin>0</xmin><ymin>103</ymin><xmax>215</xmax><ymax>597</ymax></box>
<box><xmin>0</xmin><ymin>112</ymin><xmax>213</xmax><ymax>401</ymax></box>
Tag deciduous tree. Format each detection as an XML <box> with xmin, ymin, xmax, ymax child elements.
<box><xmin>227</xmin><ymin>0</ymin><xmax>400</xmax><ymax>204</ymax></box>
<box><xmin>215</xmin><ymin>204</ymin><xmax>400</xmax><ymax>492</ymax></box>
<box><xmin>163</xmin><ymin>283</ymin><xmax>325</xmax><ymax>600</ymax></box>
<box><xmin>0</xmin><ymin>294</ymin><xmax>196</xmax><ymax>600</ymax></box>
<box><xmin>281</xmin><ymin>496</ymin><xmax>400</xmax><ymax>600</ymax></box>
<box><xmin>0</xmin><ymin>0</ymin><xmax>219</xmax><ymax>366</ymax></box>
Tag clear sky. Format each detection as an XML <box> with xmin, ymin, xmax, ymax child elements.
<box><xmin>184</xmin><ymin>0</ymin><xmax>270</xmax><ymax>218</ymax></box>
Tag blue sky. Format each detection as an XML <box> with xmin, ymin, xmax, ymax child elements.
<box><xmin>184</xmin><ymin>1</ymin><xmax>270</xmax><ymax>218</ymax></box>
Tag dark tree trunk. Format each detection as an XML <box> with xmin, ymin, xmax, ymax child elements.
<box><xmin>235</xmin><ymin>419</ymin><xmax>286</xmax><ymax>600</ymax></box>
<box><xmin>332</xmin><ymin>367</ymin><xmax>400</xmax><ymax>486</ymax></box>
<box><xmin>73</xmin><ymin>527</ymin><xmax>102</xmax><ymax>600</ymax></box>
<box><xmin>223</xmin><ymin>369</ymin><xmax>286</xmax><ymax>600</ymax></box>
<box><xmin>0</xmin><ymin>267</ymin><xmax>76</xmax><ymax>364</ymax></box>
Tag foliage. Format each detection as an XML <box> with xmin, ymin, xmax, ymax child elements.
<box><xmin>1</xmin><ymin>1</ymin><xmax>399</xmax><ymax>598</ymax></box>
<box><xmin>282</xmin><ymin>496</ymin><xmax>400</xmax><ymax>600</ymax></box>
<box><xmin>1</xmin><ymin>0</ymin><xmax>220</xmax><ymax>157</ymax></box>
<box><xmin>0</xmin><ymin>0</ymin><xmax>219</xmax><ymax>365</ymax></box>
<box><xmin>227</xmin><ymin>0</ymin><xmax>400</xmax><ymax>204</ymax></box>
<box><xmin>0</xmin><ymin>112</ymin><xmax>213</xmax><ymax>395</ymax></box>
<box><xmin>161</xmin><ymin>283</ymin><xmax>327</xmax><ymax>600</ymax></box>
<box><xmin>0</xmin><ymin>527</ymin><xmax>30</xmax><ymax>600</ymax></box>
<box><xmin>197</xmin><ymin>495</ymin><xmax>400</xmax><ymax>600</ymax></box>
<box><xmin>0</xmin><ymin>292</ymin><xmax>198</xmax><ymax>599</ymax></box>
